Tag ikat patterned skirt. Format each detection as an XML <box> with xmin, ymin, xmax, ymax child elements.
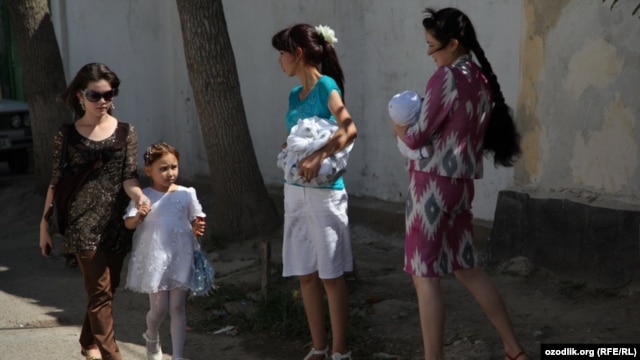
<box><xmin>404</xmin><ymin>171</ymin><xmax>477</xmax><ymax>277</ymax></box>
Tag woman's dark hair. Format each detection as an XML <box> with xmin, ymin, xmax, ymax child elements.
<box><xmin>143</xmin><ymin>142</ymin><xmax>179</xmax><ymax>166</ymax></box>
<box><xmin>271</xmin><ymin>23</ymin><xmax>345</xmax><ymax>96</ymax></box>
<box><xmin>423</xmin><ymin>8</ymin><xmax>521</xmax><ymax>167</ymax></box>
<box><xmin>59</xmin><ymin>63</ymin><xmax>121</xmax><ymax>119</ymax></box>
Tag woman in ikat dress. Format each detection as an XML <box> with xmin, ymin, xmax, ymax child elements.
<box><xmin>391</xmin><ymin>8</ymin><xmax>527</xmax><ymax>360</ymax></box>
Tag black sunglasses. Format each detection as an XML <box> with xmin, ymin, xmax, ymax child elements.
<box><xmin>82</xmin><ymin>88</ymin><xmax>118</xmax><ymax>102</ymax></box>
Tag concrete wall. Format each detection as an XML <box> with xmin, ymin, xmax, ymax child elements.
<box><xmin>487</xmin><ymin>0</ymin><xmax>640</xmax><ymax>283</ymax></box>
<box><xmin>50</xmin><ymin>0</ymin><xmax>204</xmax><ymax>178</ymax></box>
<box><xmin>49</xmin><ymin>0</ymin><xmax>523</xmax><ymax>220</ymax></box>
<box><xmin>490</xmin><ymin>190</ymin><xmax>640</xmax><ymax>286</ymax></box>
<box><xmin>517</xmin><ymin>0</ymin><xmax>640</xmax><ymax>205</ymax></box>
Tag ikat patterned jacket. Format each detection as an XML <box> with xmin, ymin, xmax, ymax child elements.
<box><xmin>403</xmin><ymin>55</ymin><xmax>492</xmax><ymax>179</ymax></box>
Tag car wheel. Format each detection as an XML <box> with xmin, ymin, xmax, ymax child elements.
<box><xmin>8</xmin><ymin>149</ymin><xmax>29</xmax><ymax>174</ymax></box>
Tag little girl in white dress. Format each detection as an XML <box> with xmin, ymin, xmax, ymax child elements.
<box><xmin>124</xmin><ymin>142</ymin><xmax>206</xmax><ymax>360</ymax></box>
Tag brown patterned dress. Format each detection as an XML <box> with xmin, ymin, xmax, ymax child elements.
<box><xmin>50</xmin><ymin>122</ymin><xmax>139</xmax><ymax>254</ymax></box>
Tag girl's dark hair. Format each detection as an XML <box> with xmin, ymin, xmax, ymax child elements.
<box><xmin>423</xmin><ymin>8</ymin><xmax>521</xmax><ymax>167</ymax></box>
<box><xmin>59</xmin><ymin>63</ymin><xmax>121</xmax><ymax>119</ymax></box>
<box><xmin>271</xmin><ymin>23</ymin><xmax>345</xmax><ymax>96</ymax></box>
<box><xmin>143</xmin><ymin>142</ymin><xmax>180</xmax><ymax>166</ymax></box>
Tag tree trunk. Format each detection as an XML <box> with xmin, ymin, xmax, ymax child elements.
<box><xmin>175</xmin><ymin>0</ymin><xmax>280</xmax><ymax>242</ymax></box>
<box><xmin>7</xmin><ymin>0</ymin><xmax>69</xmax><ymax>194</ymax></box>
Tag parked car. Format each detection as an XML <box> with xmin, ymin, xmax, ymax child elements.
<box><xmin>0</xmin><ymin>99</ymin><xmax>32</xmax><ymax>173</ymax></box>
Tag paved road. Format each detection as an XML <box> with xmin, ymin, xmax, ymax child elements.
<box><xmin>0</xmin><ymin>173</ymin><xmax>270</xmax><ymax>360</ymax></box>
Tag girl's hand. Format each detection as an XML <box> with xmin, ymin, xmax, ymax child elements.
<box><xmin>193</xmin><ymin>216</ymin><xmax>206</xmax><ymax>236</ymax></box>
<box><xmin>137</xmin><ymin>202</ymin><xmax>151</xmax><ymax>220</ymax></box>
<box><xmin>298</xmin><ymin>151</ymin><xmax>324</xmax><ymax>182</ymax></box>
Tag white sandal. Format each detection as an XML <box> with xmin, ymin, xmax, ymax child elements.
<box><xmin>303</xmin><ymin>346</ymin><xmax>329</xmax><ymax>360</ymax></box>
<box><xmin>331</xmin><ymin>351</ymin><xmax>352</xmax><ymax>360</ymax></box>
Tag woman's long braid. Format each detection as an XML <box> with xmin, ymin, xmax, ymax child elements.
<box><xmin>472</xmin><ymin>40</ymin><xmax>521</xmax><ymax>167</ymax></box>
<box><xmin>471</xmin><ymin>41</ymin><xmax>505</xmax><ymax>106</ymax></box>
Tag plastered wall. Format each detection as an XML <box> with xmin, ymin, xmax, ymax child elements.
<box><xmin>49</xmin><ymin>0</ymin><xmax>523</xmax><ymax>220</ymax></box>
<box><xmin>518</xmin><ymin>0</ymin><xmax>640</xmax><ymax>207</ymax></box>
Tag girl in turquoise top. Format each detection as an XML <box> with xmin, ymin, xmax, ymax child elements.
<box><xmin>286</xmin><ymin>75</ymin><xmax>347</xmax><ymax>189</ymax></box>
<box><xmin>272</xmin><ymin>24</ymin><xmax>357</xmax><ymax>360</ymax></box>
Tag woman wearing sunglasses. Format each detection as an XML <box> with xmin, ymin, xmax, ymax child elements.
<box><xmin>39</xmin><ymin>63</ymin><xmax>148</xmax><ymax>360</ymax></box>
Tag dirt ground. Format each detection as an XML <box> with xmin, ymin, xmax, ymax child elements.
<box><xmin>1</xmin><ymin>168</ymin><xmax>639</xmax><ymax>360</ymax></box>
<box><xmin>190</xmin><ymin>179</ymin><xmax>640</xmax><ymax>359</ymax></box>
<box><xmin>214</xmin><ymin>225</ymin><xmax>640</xmax><ymax>360</ymax></box>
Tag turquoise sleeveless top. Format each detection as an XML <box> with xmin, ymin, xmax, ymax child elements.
<box><xmin>285</xmin><ymin>75</ymin><xmax>344</xmax><ymax>190</ymax></box>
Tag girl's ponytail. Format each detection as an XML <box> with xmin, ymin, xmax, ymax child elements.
<box><xmin>320</xmin><ymin>41</ymin><xmax>345</xmax><ymax>98</ymax></box>
<box><xmin>272</xmin><ymin>24</ymin><xmax>346</xmax><ymax>97</ymax></box>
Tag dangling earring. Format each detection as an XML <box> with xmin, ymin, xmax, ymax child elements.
<box><xmin>80</xmin><ymin>101</ymin><xmax>85</xmax><ymax>111</ymax></box>
<box><xmin>110</xmin><ymin>102</ymin><xmax>116</xmax><ymax>110</ymax></box>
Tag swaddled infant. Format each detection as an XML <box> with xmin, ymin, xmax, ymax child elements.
<box><xmin>277</xmin><ymin>116</ymin><xmax>353</xmax><ymax>186</ymax></box>
<box><xmin>388</xmin><ymin>90</ymin><xmax>432</xmax><ymax>160</ymax></box>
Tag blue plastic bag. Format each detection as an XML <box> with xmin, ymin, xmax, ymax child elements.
<box><xmin>191</xmin><ymin>247</ymin><xmax>216</xmax><ymax>296</ymax></box>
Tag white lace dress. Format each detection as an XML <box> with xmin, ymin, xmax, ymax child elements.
<box><xmin>125</xmin><ymin>186</ymin><xmax>206</xmax><ymax>293</ymax></box>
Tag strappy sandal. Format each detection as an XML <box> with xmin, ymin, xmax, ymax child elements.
<box><xmin>505</xmin><ymin>350</ymin><xmax>526</xmax><ymax>360</ymax></box>
<box><xmin>331</xmin><ymin>352</ymin><xmax>352</xmax><ymax>360</ymax></box>
<box><xmin>142</xmin><ymin>332</ymin><xmax>163</xmax><ymax>360</ymax></box>
<box><xmin>303</xmin><ymin>346</ymin><xmax>329</xmax><ymax>360</ymax></box>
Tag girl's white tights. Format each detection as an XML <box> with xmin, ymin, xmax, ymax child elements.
<box><xmin>145</xmin><ymin>289</ymin><xmax>188</xmax><ymax>359</ymax></box>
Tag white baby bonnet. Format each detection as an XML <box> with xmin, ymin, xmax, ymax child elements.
<box><xmin>388</xmin><ymin>90</ymin><xmax>421</xmax><ymax>126</ymax></box>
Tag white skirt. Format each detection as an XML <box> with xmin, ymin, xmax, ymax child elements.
<box><xmin>282</xmin><ymin>184</ymin><xmax>353</xmax><ymax>279</ymax></box>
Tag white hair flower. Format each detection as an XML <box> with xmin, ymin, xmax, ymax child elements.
<box><xmin>315</xmin><ymin>25</ymin><xmax>338</xmax><ymax>45</ymax></box>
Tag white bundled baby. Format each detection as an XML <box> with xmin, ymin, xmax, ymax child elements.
<box><xmin>388</xmin><ymin>90</ymin><xmax>432</xmax><ymax>159</ymax></box>
<box><xmin>277</xmin><ymin>116</ymin><xmax>354</xmax><ymax>187</ymax></box>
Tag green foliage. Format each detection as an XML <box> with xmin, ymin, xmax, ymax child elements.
<box><xmin>187</xmin><ymin>280</ymin><xmax>371</xmax><ymax>348</ymax></box>
<box><xmin>188</xmin><ymin>281</ymin><xmax>310</xmax><ymax>339</ymax></box>
<box><xmin>251</xmin><ymin>286</ymin><xmax>309</xmax><ymax>339</ymax></box>
<box><xmin>187</xmin><ymin>283</ymin><xmax>247</xmax><ymax>332</ymax></box>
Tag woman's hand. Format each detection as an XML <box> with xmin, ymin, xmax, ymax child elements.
<box><xmin>137</xmin><ymin>194</ymin><xmax>150</xmax><ymax>208</ymax></box>
<box><xmin>40</xmin><ymin>186</ymin><xmax>55</xmax><ymax>257</ymax></box>
<box><xmin>39</xmin><ymin>221</ymin><xmax>54</xmax><ymax>257</ymax></box>
<box><xmin>122</xmin><ymin>179</ymin><xmax>149</xmax><ymax>207</ymax></box>
<box><xmin>391</xmin><ymin>121</ymin><xmax>410</xmax><ymax>140</ymax></box>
